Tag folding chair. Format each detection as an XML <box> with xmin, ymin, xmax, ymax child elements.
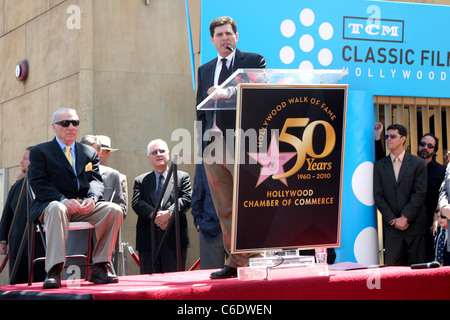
<box><xmin>28</xmin><ymin>221</ymin><xmax>94</xmax><ymax>285</ymax></box>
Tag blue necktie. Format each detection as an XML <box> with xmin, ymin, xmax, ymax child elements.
<box><xmin>436</xmin><ymin>229</ymin><xmax>446</xmax><ymax>264</ymax></box>
<box><xmin>156</xmin><ymin>174</ymin><xmax>164</xmax><ymax>203</ymax></box>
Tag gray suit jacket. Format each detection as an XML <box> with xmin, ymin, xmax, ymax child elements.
<box><xmin>100</xmin><ymin>165</ymin><xmax>127</xmax><ymax>217</ymax></box>
<box><xmin>374</xmin><ymin>152</ymin><xmax>428</xmax><ymax>237</ymax></box>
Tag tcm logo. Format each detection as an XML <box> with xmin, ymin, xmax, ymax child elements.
<box><xmin>343</xmin><ymin>17</ymin><xmax>404</xmax><ymax>43</ymax></box>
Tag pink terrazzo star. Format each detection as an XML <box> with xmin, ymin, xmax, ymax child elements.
<box><xmin>248</xmin><ymin>133</ymin><xmax>296</xmax><ymax>187</ymax></box>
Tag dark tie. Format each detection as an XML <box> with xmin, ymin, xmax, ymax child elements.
<box><xmin>216</xmin><ymin>58</ymin><xmax>228</xmax><ymax>131</ymax></box>
<box><xmin>156</xmin><ymin>174</ymin><xmax>164</xmax><ymax>203</ymax></box>
<box><xmin>436</xmin><ymin>229</ymin><xmax>446</xmax><ymax>264</ymax></box>
<box><xmin>218</xmin><ymin>58</ymin><xmax>228</xmax><ymax>85</ymax></box>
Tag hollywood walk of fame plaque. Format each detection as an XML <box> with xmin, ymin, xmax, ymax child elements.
<box><xmin>231</xmin><ymin>83</ymin><xmax>348</xmax><ymax>253</ymax></box>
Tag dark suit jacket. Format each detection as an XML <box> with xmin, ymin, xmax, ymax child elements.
<box><xmin>374</xmin><ymin>152</ymin><xmax>428</xmax><ymax>237</ymax></box>
<box><xmin>191</xmin><ymin>163</ymin><xmax>221</xmax><ymax>242</ymax></box>
<box><xmin>196</xmin><ymin>49</ymin><xmax>266</xmax><ymax>149</ymax></box>
<box><xmin>0</xmin><ymin>179</ymin><xmax>27</xmax><ymax>245</ymax></box>
<box><xmin>28</xmin><ymin>138</ymin><xmax>104</xmax><ymax>222</ymax></box>
<box><xmin>439</xmin><ymin>164</ymin><xmax>450</xmax><ymax>251</ymax></box>
<box><xmin>132</xmin><ymin>170</ymin><xmax>191</xmax><ymax>252</ymax></box>
<box><xmin>0</xmin><ymin>178</ymin><xmax>46</xmax><ymax>283</ymax></box>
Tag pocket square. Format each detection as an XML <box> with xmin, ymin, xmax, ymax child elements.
<box><xmin>85</xmin><ymin>162</ymin><xmax>93</xmax><ymax>172</ymax></box>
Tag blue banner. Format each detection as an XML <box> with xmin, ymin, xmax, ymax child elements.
<box><xmin>200</xmin><ymin>0</ymin><xmax>448</xmax><ymax>264</ymax></box>
<box><xmin>201</xmin><ymin>0</ymin><xmax>450</xmax><ymax>98</ymax></box>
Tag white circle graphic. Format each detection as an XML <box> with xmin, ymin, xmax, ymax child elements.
<box><xmin>318</xmin><ymin>48</ymin><xmax>333</xmax><ymax>66</ymax></box>
<box><xmin>299</xmin><ymin>60</ymin><xmax>313</xmax><ymax>69</ymax></box>
<box><xmin>279</xmin><ymin>9</ymin><xmax>335</xmax><ymax>67</ymax></box>
<box><xmin>354</xmin><ymin>227</ymin><xmax>379</xmax><ymax>264</ymax></box>
<box><xmin>352</xmin><ymin>161</ymin><xmax>374</xmax><ymax>206</ymax></box>
<box><xmin>280</xmin><ymin>46</ymin><xmax>295</xmax><ymax>64</ymax></box>
<box><xmin>300</xmin><ymin>8</ymin><xmax>315</xmax><ymax>27</ymax></box>
<box><xmin>299</xmin><ymin>34</ymin><xmax>314</xmax><ymax>52</ymax></box>
<box><xmin>281</xmin><ymin>19</ymin><xmax>296</xmax><ymax>38</ymax></box>
<box><xmin>319</xmin><ymin>22</ymin><xmax>333</xmax><ymax>40</ymax></box>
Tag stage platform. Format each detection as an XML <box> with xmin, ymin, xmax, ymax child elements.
<box><xmin>0</xmin><ymin>264</ymin><xmax>449</xmax><ymax>301</ymax></box>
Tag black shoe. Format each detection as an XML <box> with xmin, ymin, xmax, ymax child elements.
<box><xmin>88</xmin><ymin>263</ymin><xmax>119</xmax><ymax>284</ymax></box>
<box><xmin>42</xmin><ymin>263</ymin><xmax>63</xmax><ymax>289</ymax></box>
<box><xmin>210</xmin><ymin>265</ymin><xmax>237</xmax><ymax>279</ymax></box>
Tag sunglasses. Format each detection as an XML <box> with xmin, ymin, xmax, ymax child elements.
<box><xmin>385</xmin><ymin>134</ymin><xmax>402</xmax><ymax>140</ymax></box>
<box><xmin>150</xmin><ymin>149</ymin><xmax>166</xmax><ymax>156</ymax></box>
<box><xmin>419</xmin><ymin>141</ymin><xmax>435</xmax><ymax>149</ymax></box>
<box><xmin>54</xmin><ymin>120</ymin><xmax>80</xmax><ymax>127</ymax></box>
<box><xmin>435</xmin><ymin>210</ymin><xmax>447</xmax><ymax>219</ymax></box>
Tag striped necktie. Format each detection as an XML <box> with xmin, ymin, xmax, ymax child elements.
<box><xmin>393</xmin><ymin>156</ymin><xmax>401</xmax><ymax>181</ymax></box>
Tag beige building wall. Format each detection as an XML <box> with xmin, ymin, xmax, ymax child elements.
<box><xmin>0</xmin><ymin>0</ymin><xmax>449</xmax><ymax>285</ymax></box>
<box><xmin>0</xmin><ymin>0</ymin><xmax>201</xmax><ymax>285</ymax></box>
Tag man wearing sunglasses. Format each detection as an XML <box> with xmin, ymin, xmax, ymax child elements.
<box><xmin>374</xmin><ymin>124</ymin><xmax>428</xmax><ymax>266</ymax></box>
<box><xmin>417</xmin><ymin>133</ymin><xmax>446</xmax><ymax>259</ymax></box>
<box><xmin>439</xmin><ymin>155</ymin><xmax>450</xmax><ymax>256</ymax></box>
<box><xmin>28</xmin><ymin>108</ymin><xmax>123</xmax><ymax>289</ymax></box>
<box><xmin>132</xmin><ymin>139</ymin><xmax>191</xmax><ymax>274</ymax></box>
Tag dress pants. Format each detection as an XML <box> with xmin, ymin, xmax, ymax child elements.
<box><xmin>203</xmin><ymin>134</ymin><xmax>259</xmax><ymax>268</ymax></box>
<box><xmin>384</xmin><ymin>233</ymin><xmax>427</xmax><ymax>266</ymax></box>
<box><xmin>138</xmin><ymin>230</ymin><xmax>187</xmax><ymax>274</ymax></box>
<box><xmin>199</xmin><ymin>232</ymin><xmax>227</xmax><ymax>270</ymax></box>
<box><xmin>40</xmin><ymin>201</ymin><xmax>123</xmax><ymax>272</ymax></box>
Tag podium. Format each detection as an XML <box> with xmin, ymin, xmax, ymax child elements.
<box><xmin>197</xmin><ymin>69</ymin><xmax>348</xmax><ymax>279</ymax></box>
<box><xmin>197</xmin><ymin>68</ymin><xmax>348</xmax><ymax>111</ymax></box>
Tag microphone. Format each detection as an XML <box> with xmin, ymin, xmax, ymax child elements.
<box><xmin>410</xmin><ymin>261</ymin><xmax>440</xmax><ymax>269</ymax></box>
<box><xmin>226</xmin><ymin>45</ymin><xmax>236</xmax><ymax>71</ymax></box>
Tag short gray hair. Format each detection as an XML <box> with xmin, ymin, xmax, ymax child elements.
<box><xmin>146</xmin><ymin>139</ymin><xmax>169</xmax><ymax>157</ymax></box>
<box><xmin>52</xmin><ymin>107</ymin><xmax>77</xmax><ymax>124</ymax></box>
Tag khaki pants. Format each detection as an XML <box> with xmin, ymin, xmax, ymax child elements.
<box><xmin>40</xmin><ymin>201</ymin><xmax>123</xmax><ymax>272</ymax></box>
<box><xmin>203</xmin><ymin>135</ymin><xmax>259</xmax><ymax>268</ymax></box>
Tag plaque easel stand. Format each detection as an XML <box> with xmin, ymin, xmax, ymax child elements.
<box><xmin>197</xmin><ymin>69</ymin><xmax>348</xmax><ymax>280</ymax></box>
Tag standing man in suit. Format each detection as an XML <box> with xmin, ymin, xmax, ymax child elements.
<box><xmin>81</xmin><ymin>135</ymin><xmax>127</xmax><ymax>216</ymax></box>
<box><xmin>0</xmin><ymin>146</ymin><xmax>46</xmax><ymax>284</ymax></box>
<box><xmin>417</xmin><ymin>133</ymin><xmax>446</xmax><ymax>259</ymax></box>
<box><xmin>96</xmin><ymin>135</ymin><xmax>128</xmax><ymax>216</ymax></box>
<box><xmin>96</xmin><ymin>135</ymin><xmax>128</xmax><ymax>273</ymax></box>
<box><xmin>439</xmin><ymin>160</ymin><xmax>450</xmax><ymax>255</ymax></box>
<box><xmin>191</xmin><ymin>163</ymin><xmax>226</xmax><ymax>269</ymax></box>
<box><xmin>196</xmin><ymin>16</ymin><xmax>266</xmax><ymax>278</ymax></box>
<box><xmin>132</xmin><ymin>139</ymin><xmax>191</xmax><ymax>274</ymax></box>
<box><xmin>28</xmin><ymin>108</ymin><xmax>123</xmax><ymax>289</ymax></box>
<box><xmin>374</xmin><ymin>124</ymin><xmax>428</xmax><ymax>266</ymax></box>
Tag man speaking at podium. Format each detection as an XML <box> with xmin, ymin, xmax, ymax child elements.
<box><xmin>196</xmin><ymin>16</ymin><xmax>266</xmax><ymax>279</ymax></box>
